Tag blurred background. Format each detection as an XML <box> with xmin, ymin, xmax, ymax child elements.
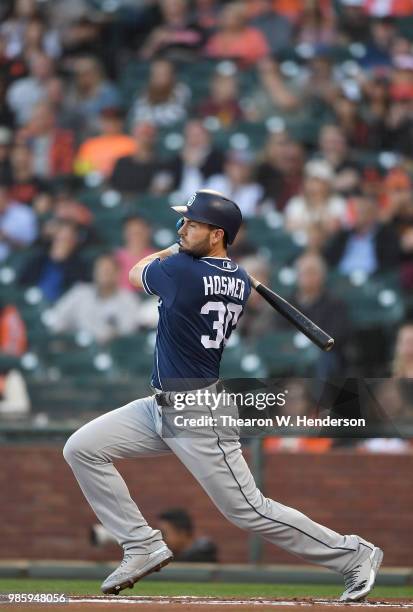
<box><xmin>0</xmin><ymin>0</ymin><xmax>412</xmax><ymax>572</ymax></box>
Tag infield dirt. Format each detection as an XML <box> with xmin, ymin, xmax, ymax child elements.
<box><xmin>1</xmin><ymin>596</ymin><xmax>413</xmax><ymax>611</ymax></box>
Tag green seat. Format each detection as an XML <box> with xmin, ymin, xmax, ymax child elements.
<box><xmin>77</xmin><ymin>187</ymin><xmax>105</xmax><ymax>212</ymax></box>
<box><xmin>246</xmin><ymin>219</ymin><xmax>302</xmax><ymax>265</ymax></box>
<box><xmin>132</xmin><ymin>195</ymin><xmax>176</xmax><ymax>228</ymax></box>
<box><xmin>3</xmin><ymin>246</ymin><xmax>43</xmax><ymax>278</ymax></box>
<box><xmin>327</xmin><ymin>272</ymin><xmax>405</xmax><ymax>330</ymax></box>
<box><xmin>253</xmin><ymin>330</ymin><xmax>319</xmax><ymax>376</ymax></box>
<box><xmin>0</xmin><ymin>353</ymin><xmax>20</xmax><ymax>372</ymax></box>
<box><xmin>221</xmin><ymin>339</ymin><xmax>267</xmax><ymax>378</ymax></box>
<box><xmin>396</xmin><ymin>16</ymin><xmax>413</xmax><ymax>41</ymax></box>
<box><xmin>228</xmin><ymin>121</ymin><xmax>268</xmax><ymax>151</ymax></box>
<box><xmin>109</xmin><ymin>333</ymin><xmax>155</xmax><ymax>377</ymax></box>
<box><xmin>93</xmin><ymin>208</ymin><xmax>125</xmax><ymax>247</ymax></box>
<box><xmin>49</xmin><ymin>345</ymin><xmax>117</xmax><ymax>379</ymax></box>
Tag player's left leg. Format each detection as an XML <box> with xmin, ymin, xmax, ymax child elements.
<box><xmin>63</xmin><ymin>397</ymin><xmax>170</xmax><ymax>554</ymax></box>
<box><xmin>63</xmin><ymin>396</ymin><xmax>174</xmax><ymax>594</ymax></box>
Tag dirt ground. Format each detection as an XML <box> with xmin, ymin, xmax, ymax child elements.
<box><xmin>1</xmin><ymin>596</ymin><xmax>413</xmax><ymax>611</ymax></box>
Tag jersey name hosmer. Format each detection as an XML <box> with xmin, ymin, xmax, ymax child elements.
<box><xmin>203</xmin><ymin>275</ymin><xmax>246</xmax><ymax>300</ymax></box>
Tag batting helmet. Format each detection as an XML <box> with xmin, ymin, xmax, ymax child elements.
<box><xmin>171</xmin><ymin>190</ymin><xmax>242</xmax><ymax>245</ymax></box>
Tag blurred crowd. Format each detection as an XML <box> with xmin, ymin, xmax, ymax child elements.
<box><xmin>1</xmin><ymin>0</ymin><xmax>413</xmax><ymax>433</ymax></box>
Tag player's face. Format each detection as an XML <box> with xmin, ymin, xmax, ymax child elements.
<box><xmin>178</xmin><ymin>218</ymin><xmax>215</xmax><ymax>257</ymax></box>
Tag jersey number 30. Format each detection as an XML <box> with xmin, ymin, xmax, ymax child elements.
<box><xmin>200</xmin><ymin>301</ymin><xmax>243</xmax><ymax>349</ymax></box>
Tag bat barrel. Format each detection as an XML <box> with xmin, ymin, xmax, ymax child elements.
<box><xmin>251</xmin><ymin>277</ymin><xmax>335</xmax><ymax>353</ymax></box>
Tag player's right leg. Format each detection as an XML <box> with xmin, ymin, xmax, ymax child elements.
<box><xmin>63</xmin><ymin>396</ymin><xmax>173</xmax><ymax>593</ymax></box>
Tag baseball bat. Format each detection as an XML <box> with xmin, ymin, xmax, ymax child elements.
<box><xmin>249</xmin><ymin>275</ymin><xmax>335</xmax><ymax>352</ymax></box>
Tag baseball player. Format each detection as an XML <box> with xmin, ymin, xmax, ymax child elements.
<box><xmin>63</xmin><ymin>190</ymin><xmax>383</xmax><ymax>601</ymax></box>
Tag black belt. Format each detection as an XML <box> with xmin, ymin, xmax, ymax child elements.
<box><xmin>155</xmin><ymin>381</ymin><xmax>225</xmax><ymax>407</ymax></box>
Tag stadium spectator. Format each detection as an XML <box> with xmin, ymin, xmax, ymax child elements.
<box><xmin>6</xmin><ymin>51</ymin><xmax>54</xmax><ymax>125</ymax></box>
<box><xmin>332</xmin><ymin>90</ymin><xmax>371</xmax><ymax>150</ymax></box>
<box><xmin>44</xmin><ymin>75</ymin><xmax>84</xmax><ymax>135</ymax></box>
<box><xmin>0</xmin><ymin>126</ymin><xmax>12</xmax><ymax>184</ymax></box>
<box><xmin>158</xmin><ymin>508</ymin><xmax>218</xmax><ymax>563</ymax></box>
<box><xmin>192</xmin><ymin>0</ymin><xmax>220</xmax><ymax>30</ymax></box>
<box><xmin>244</xmin><ymin>58</ymin><xmax>302</xmax><ymax>123</ymax></box>
<box><xmin>0</xmin><ymin>0</ymin><xmax>40</xmax><ymax>59</ymax></box>
<box><xmin>382</xmin><ymin>167</ymin><xmax>413</xmax><ymax>216</ymax></box>
<box><xmin>19</xmin><ymin>100</ymin><xmax>75</xmax><ymax>179</ymax></box>
<box><xmin>361</xmin><ymin>324</ymin><xmax>413</xmax><ymax>452</ymax></box>
<box><xmin>206</xmin><ymin>149</ymin><xmax>263</xmax><ymax>217</ymax></box>
<box><xmin>382</xmin><ymin>54</ymin><xmax>413</xmax><ymax>155</ymax></box>
<box><xmin>140</xmin><ymin>0</ymin><xmax>206</xmax><ymax>61</ymax></box>
<box><xmin>45</xmin><ymin>253</ymin><xmax>142</xmax><ymax>344</ymax></box>
<box><xmin>0</xmin><ymin>295</ymin><xmax>30</xmax><ymax>420</ymax></box>
<box><xmin>46</xmin><ymin>188</ymin><xmax>95</xmax><ymax>246</ymax></box>
<box><xmin>205</xmin><ymin>2</ymin><xmax>269</xmax><ymax>67</ymax></box>
<box><xmin>0</xmin><ymin>75</ymin><xmax>15</xmax><ymax>128</ymax></box>
<box><xmin>75</xmin><ymin>107</ymin><xmax>135</xmax><ymax>178</ymax></box>
<box><xmin>196</xmin><ymin>64</ymin><xmax>243</xmax><ymax>128</ymax></box>
<box><xmin>248</xmin><ymin>0</ymin><xmax>292</xmax><ymax>54</ymax></box>
<box><xmin>360</xmin><ymin>16</ymin><xmax>396</xmax><ymax>69</ymax></box>
<box><xmin>264</xmin><ymin>378</ymin><xmax>334</xmax><ymax>454</ymax></box>
<box><xmin>337</xmin><ymin>0</ymin><xmax>371</xmax><ymax>43</ymax></box>
<box><xmin>0</xmin><ymin>369</ymin><xmax>31</xmax><ymax>418</ymax></box>
<box><xmin>383</xmin><ymin>169</ymin><xmax>413</xmax><ymax>289</ymax></box>
<box><xmin>237</xmin><ymin>255</ymin><xmax>276</xmax><ymax>340</ymax></box>
<box><xmin>65</xmin><ymin>56</ymin><xmax>121</xmax><ymax>133</ymax></box>
<box><xmin>362</xmin><ymin>74</ymin><xmax>390</xmax><ymax>151</ymax></box>
<box><xmin>129</xmin><ymin>58</ymin><xmax>190</xmax><ymax>127</ymax></box>
<box><xmin>0</xmin><ymin>301</ymin><xmax>27</xmax><ymax>357</ymax></box>
<box><xmin>317</xmin><ymin>124</ymin><xmax>361</xmax><ymax>195</ymax></box>
<box><xmin>60</xmin><ymin>16</ymin><xmax>104</xmax><ymax>65</ymax></box>
<box><xmin>324</xmin><ymin>193</ymin><xmax>400</xmax><ymax>276</ymax></box>
<box><xmin>0</xmin><ymin>178</ymin><xmax>37</xmax><ymax>261</ymax></box>
<box><xmin>301</xmin><ymin>49</ymin><xmax>339</xmax><ymax>111</ymax></box>
<box><xmin>0</xmin><ymin>296</ymin><xmax>28</xmax><ymax>414</ymax></box>
<box><xmin>19</xmin><ymin>219</ymin><xmax>88</xmax><ymax>302</ymax></box>
<box><xmin>228</xmin><ymin>221</ymin><xmax>258</xmax><ymax>260</ymax></box>
<box><xmin>366</xmin><ymin>0</ymin><xmax>413</xmax><ymax>16</ymax></box>
<box><xmin>257</xmin><ymin>133</ymin><xmax>305</xmax><ymax>211</ymax></box>
<box><xmin>114</xmin><ymin>216</ymin><xmax>153</xmax><ymax>292</ymax></box>
<box><xmin>295</xmin><ymin>0</ymin><xmax>336</xmax><ymax>45</ymax></box>
<box><xmin>290</xmin><ymin>252</ymin><xmax>352</xmax><ymax>378</ymax></box>
<box><xmin>167</xmin><ymin>119</ymin><xmax>224</xmax><ymax>200</ymax></box>
<box><xmin>392</xmin><ymin>323</ymin><xmax>413</xmax><ymax>377</ymax></box>
<box><xmin>284</xmin><ymin>160</ymin><xmax>347</xmax><ymax>245</ymax></box>
<box><xmin>21</xmin><ymin>15</ymin><xmax>61</xmax><ymax>61</ymax></box>
<box><xmin>7</xmin><ymin>142</ymin><xmax>47</xmax><ymax>205</ymax></box>
<box><xmin>0</xmin><ymin>32</ymin><xmax>27</xmax><ymax>86</ymax></box>
<box><xmin>110</xmin><ymin>122</ymin><xmax>163</xmax><ymax>194</ymax></box>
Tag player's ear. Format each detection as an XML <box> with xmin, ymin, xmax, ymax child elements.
<box><xmin>212</xmin><ymin>228</ymin><xmax>225</xmax><ymax>246</ymax></box>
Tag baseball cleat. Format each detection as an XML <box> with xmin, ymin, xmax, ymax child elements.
<box><xmin>101</xmin><ymin>545</ymin><xmax>173</xmax><ymax>595</ymax></box>
<box><xmin>340</xmin><ymin>546</ymin><xmax>383</xmax><ymax>602</ymax></box>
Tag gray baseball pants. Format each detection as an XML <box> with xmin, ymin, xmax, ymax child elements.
<box><xmin>63</xmin><ymin>394</ymin><xmax>370</xmax><ymax>574</ymax></box>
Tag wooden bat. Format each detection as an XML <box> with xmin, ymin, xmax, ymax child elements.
<box><xmin>249</xmin><ymin>275</ymin><xmax>335</xmax><ymax>352</ymax></box>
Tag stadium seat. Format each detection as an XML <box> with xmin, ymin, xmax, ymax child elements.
<box><xmin>109</xmin><ymin>333</ymin><xmax>155</xmax><ymax>376</ymax></box>
<box><xmin>327</xmin><ymin>272</ymin><xmax>405</xmax><ymax>330</ymax></box>
<box><xmin>221</xmin><ymin>340</ymin><xmax>267</xmax><ymax>378</ymax></box>
<box><xmin>131</xmin><ymin>194</ymin><xmax>177</xmax><ymax>228</ymax></box>
<box><xmin>245</xmin><ymin>218</ymin><xmax>302</xmax><ymax>265</ymax></box>
<box><xmin>253</xmin><ymin>330</ymin><xmax>319</xmax><ymax>376</ymax></box>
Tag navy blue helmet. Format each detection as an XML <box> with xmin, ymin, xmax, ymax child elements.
<box><xmin>171</xmin><ymin>189</ymin><xmax>242</xmax><ymax>244</ymax></box>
